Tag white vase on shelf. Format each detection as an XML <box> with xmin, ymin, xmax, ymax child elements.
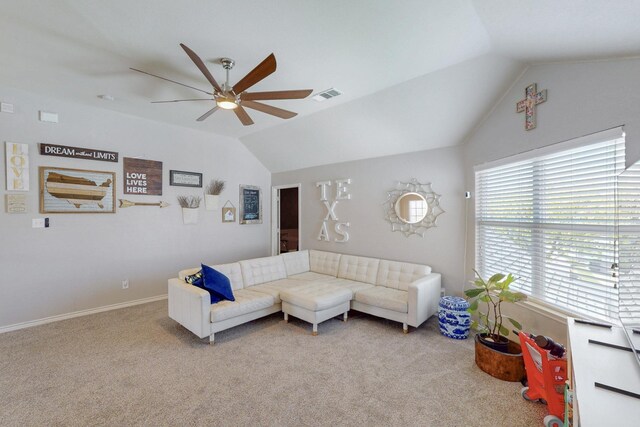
<box><xmin>204</xmin><ymin>194</ymin><xmax>219</xmax><ymax>211</ymax></box>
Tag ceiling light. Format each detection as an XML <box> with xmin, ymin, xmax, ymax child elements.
<box><xmin>216</xmin><ymin>97</ymin><xmax>238</xmax><ymax>110</ymax></box>
<box><xmin>98</xmin><ymin>94</ymin><xmax>115</xmax><ymax>101</ymax></box>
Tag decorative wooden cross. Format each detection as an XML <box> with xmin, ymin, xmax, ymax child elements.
<box><xmin>516</xmin><ymin>83</ymin><xmax>547</xmax><ymax>130</ymax></box>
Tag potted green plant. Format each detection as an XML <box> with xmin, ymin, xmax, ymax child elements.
<box><xmin>464</xmin><ymin>269</ymin><xmax>528</xmax><ymax>381</ymax></box>
<box><xmin>177</xmin><ymin>195</ymin><xmax>201</xmax><ymax>224</ymax></box>
<box><xmin>204</xmin><ymin>179</ymin><xmax>225</xmax><ymax>211</ymax></box>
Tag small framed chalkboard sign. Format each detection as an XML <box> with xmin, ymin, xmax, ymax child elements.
<box><xmin>239</xmin><ymin>184</ymin><xmax>262</xmax><ymax>224</ymax></box>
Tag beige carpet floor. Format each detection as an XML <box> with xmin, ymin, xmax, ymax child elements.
<box><xmin>0</xmin><ymin>300</ymin><xmax>547</xmax><ymax>426</ymax></box>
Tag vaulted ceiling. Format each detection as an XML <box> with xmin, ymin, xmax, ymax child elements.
<box><xmin>1</xmin><ymin>1</ymin><xmax>640</xmax><ymax>172</ymax></box>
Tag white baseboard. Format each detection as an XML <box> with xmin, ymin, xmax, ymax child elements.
<box><xmin>0</xmin><ymin>294</ymin><xmax>168</xmax><ymax>334</ymax></box>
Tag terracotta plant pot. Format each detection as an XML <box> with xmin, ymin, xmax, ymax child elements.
<box><xmin>474</xmin><ymin>334</ymin><xmax>525</xmax><ymax>382</ymax></box>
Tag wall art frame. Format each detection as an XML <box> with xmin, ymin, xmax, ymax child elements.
<box><xmin>222</xmin><ymin>200</ymin><xmax>236</xmax><ymax>223</ymax></box>
<box><xmin>39</xmin><ymin>143</ymin><xmax>118</xmax><ymax>162</ymax></box>
<box><xmin>169</xmin><ymin>170</ymin><xmax>203</xmax><ymax>188</ymax></box>
<box><xmin>123</xmin><ymin>157</ymin><xmax>162</xmax><ymax>195</ymax></box>
<box><xmin>40</xmin><ymin>166</ymin><xmax>116</xmax><ymax>214</ymax></box>
<box><xmin>6</xmin><ymin>142</ymin><xmax>29</xmax><ymax>191</ymax></box>
<box><xmin>239</xmin><ymin>185</ymin><xmax>262</xmax><ymax>224</ymax></box>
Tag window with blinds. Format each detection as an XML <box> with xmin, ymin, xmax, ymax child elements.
<box><xmin>618</xmin><ymin>161</ymin><xmax>640</xmax><ymax>326</ymax></box>
<box><xmin>475</xmin><ymin>128</ymin><xmax>625</xmax><ymax>322</ymax></box>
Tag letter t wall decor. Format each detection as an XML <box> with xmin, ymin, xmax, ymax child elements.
<box><xmin>316</xmin><ymin>178</ymin><xmax>351</xmax><ymax>242</ymax></box>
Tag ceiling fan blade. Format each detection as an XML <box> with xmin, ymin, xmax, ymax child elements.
<box><xmin>233</xmin><ymin>106</ymin><xmax>254</xmax><ymax>126</ymax></box>
<box><xmin>242</xmin><ymin>100</ymin><xmax>297</xmax><ymax>119</ymax></box>
<box><xmin>232</xmin><ymin>53</ymin><xmax>277</xmax><ymax>94</ymax></box>
<box><xmin>151</xmin><ymin>98</ymin><xmax>213</xmax><ymax>103</ymax></box>
<box><xmin>130</xmin><ymin>68</ymin><xmax>213</xmax><ymax>95</ymax></box>
<box><xmin>180</xmin><ymin>43</ymin><xmax>222</xmax><ymax>93</ymax></box>
<box><xmin>241</xmin><ymin>89</ymin><xmax>312</xmax><ymax>101</ymax></box>
<box><xmin>196</xmin><ymin>106</ymin><xmax>219</xmax><ymax>122</ymax></box>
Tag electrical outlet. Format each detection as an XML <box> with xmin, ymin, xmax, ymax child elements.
<box><xmin>122</xmin><ymin>280</ymin><xmax>129</xmax><ymax>289</ymax></box>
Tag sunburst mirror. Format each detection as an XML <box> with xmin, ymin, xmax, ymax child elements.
<box><xmin>384</xmin><ymin>179</ymin><xmax>444</xmax><ymax>237</ymax></box>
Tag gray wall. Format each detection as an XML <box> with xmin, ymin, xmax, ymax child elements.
<box><xmin>0</xmin><ymin>87</ymin><xmax>271</xmax><ymax>328</ymax></box>
<box><xmin>273</xmin><ymin>145</ymin><xmax>466</xmax><ymax>294</ymax></box>
<box><xmin>464</xmin><ymin>58</ymin><xmax>640</xmax><ymax>341</ymax></box>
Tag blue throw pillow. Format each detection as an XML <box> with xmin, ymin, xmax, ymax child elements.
<box><xmin>201</xmin><ymin>264</ymin><xmax>235</xmax><ymax>304</ymax></box>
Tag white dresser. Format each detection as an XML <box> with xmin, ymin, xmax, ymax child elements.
<box><xmin>567</xmin><ymin>318</ymin><xmax>640</xmax><ymax>426</ymax></box>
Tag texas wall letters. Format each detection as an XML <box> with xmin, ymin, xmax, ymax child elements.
<box><xmin>316</xmin><ymin>178</ymin><xmax>351</xmax><ymax>243</ymax></box>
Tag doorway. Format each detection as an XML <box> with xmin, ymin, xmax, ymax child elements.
<box><xmin>271</xmin><ymin>184</ymin><xmax>301</xmax><ymax>255</ymax></box>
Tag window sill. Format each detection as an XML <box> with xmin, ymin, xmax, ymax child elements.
<box><xmin>515</xmin><ymin>299</ymin><xmax>570</xmax><ymax>325</ymax></box>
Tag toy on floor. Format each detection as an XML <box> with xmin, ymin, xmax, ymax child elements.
<box><xmin>518</xmin><ymin>331</ymin><xmax>568</xmax><ymax>427</ymax></box>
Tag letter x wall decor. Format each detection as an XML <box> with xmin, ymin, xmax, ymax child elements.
<box><xmin>516</xmin><ymin>83</ymin><xmax>547</xmax><ymax>131</ymax></box>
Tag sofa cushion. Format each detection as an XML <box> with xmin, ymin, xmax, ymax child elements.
<box><xmin>280</xmin><ymin>283</ymin><xmax>352</xmax><ymax>311</ymax></box>
<box><xmin>288</xmin><ymin>271</ymin><xmax>336</xmax><ymax>282</ymax></box>
<box><xmin>325</xmin><ymin>278</ymin><xmax>375</xmax><ymax>297</ymax></box>
<box><xmin>201</xmin><ymin>264</ymin><xmax>235</xmax><ymax>303</ymax></box>
<box><xmin>210</xmin><ymin>289</ymin><xmax>275</xmax><ymax>323</ymax></box>
<box><xmin>240</xmin><ymin>256</ymin><xmax>287</xmax><ymax>287</ymax></box>
<box><xmin>337</xmin><ymin>255</ymin><xmax>379</xmax><ymax>285</ymax></box>
<box><xmin>354</xmin><ymin>287</ymin><xmax>408</xmax><ymax>313</ymax></box>
<box><xmin>309</xmin><ymin>250</ymin><xmax>341</xmax><ymax>277</ymax></box>
<box><xmin>209</xmin><ymin>262</ymin><xmax>244</xmax><ymax>290</ymax></box>
<box><xmin>376</xmin><ymin>260</ymin><xmax>431</xmax><ymax>291</ymax></box>
<box><xmin>280</xmin><ymin>250</ymin><xmax>310</xmax><ymax>276</ymax></box>
<box><xmin>250</xmin><ymin>279</ymin><xmax>309</xmax><ymax>304</ymax></box>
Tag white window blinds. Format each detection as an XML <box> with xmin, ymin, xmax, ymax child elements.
<box><xmin>475</xmin><ymin>128</ymin><xmax>625</xmax><ymax>322</ymax></box>
<box><xmin>618</xmin><ymin>161</ymin><xmax>640</xmax><ymax>326</ymax></box>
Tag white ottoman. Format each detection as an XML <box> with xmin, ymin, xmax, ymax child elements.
<box><xmin>280</xmin><ymin>283</ymin><xmax>352</xmax><ymax>335</ymax></box>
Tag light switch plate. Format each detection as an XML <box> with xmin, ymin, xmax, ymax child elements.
<box><xmin>39</xmin><ymin>111</ymin><xmax>59</xmax><ymax>123</ymax></box>
<box><xmin>1</xmin><ymin>102</ymin><xmax>14</xmax><ymax>113</ymax></box>
<box><xmin>32</xmin><ymin>218</ymin><xmax>45</xmax><ymax>228</ymax></box>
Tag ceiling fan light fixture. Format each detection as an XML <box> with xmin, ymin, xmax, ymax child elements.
<box><xmin>216</xmin><ymin>97</ymin><xmax>238</xmax><ymax>110</ymax></box>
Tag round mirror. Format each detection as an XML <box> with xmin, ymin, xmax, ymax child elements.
<box><xmin>394</xmin><ymin>192</ymin><xmax>429</xmax><ymax>224</ymax></box>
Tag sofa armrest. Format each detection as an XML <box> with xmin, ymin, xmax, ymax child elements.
<box><xmin>407</xmin><ymin>273</ymin><xmax>442</xmax><ymax>327</ymax></box>
<box><xmin>168</xmin><ymin>278</ymin><xmax>210</xmax><ymax>339</ymax></box>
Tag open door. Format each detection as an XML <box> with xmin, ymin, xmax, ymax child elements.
<box><xmin>271</xmin><ymin>184</ymin><xmax>301</xmax><ymax>255</ymax></box>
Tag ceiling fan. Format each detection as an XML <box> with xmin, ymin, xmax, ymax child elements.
<box><xmin>131</xmin><ymin>43</ymin><xmax>312</xmax><ymax>125</ymax></box>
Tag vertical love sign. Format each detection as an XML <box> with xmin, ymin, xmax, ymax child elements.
<box><xmin>5</xmin><ymin>142</ymin><xmax>29</xmax><ymax>191</ymax></box>
<box><xmin>316</xmin><ymin>178</ymin><xmax>351</xmax><ymax>243</ymax></box>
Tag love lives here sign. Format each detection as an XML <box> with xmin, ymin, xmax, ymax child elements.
<box><xmin>123</xmin><ymin>157</ymin><xmax>162</xmax><ymax>195</ymax></box>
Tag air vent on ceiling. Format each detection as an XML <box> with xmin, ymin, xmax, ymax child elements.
<box><xmin>312</xmin><ymin>88</ymin><xmax>343</xmax><ymax>102</ymax></box>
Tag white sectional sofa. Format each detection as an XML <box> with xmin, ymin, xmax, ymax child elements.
<box><xmin>168</xmin><ymin>250</ymin><xmax>441</xmax><ymax>344</ymax></box>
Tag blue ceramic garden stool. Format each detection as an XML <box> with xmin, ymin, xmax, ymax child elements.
<box><xmin>438</xmin><ymin>296</ymin><xmax>471</xmax><ymax>339</ymax></box>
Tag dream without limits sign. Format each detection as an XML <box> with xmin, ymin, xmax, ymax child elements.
<box><xmin>40</xmin><ymin>143</ymin><xmax>118</xmax><ymax>162</ymax></box>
